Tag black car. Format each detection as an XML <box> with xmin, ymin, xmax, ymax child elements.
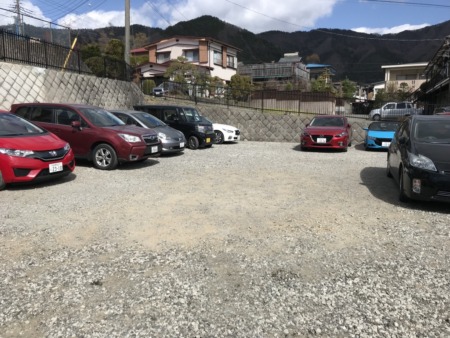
<box><xmin>386</xmin><ymin>115</ymin><xmax>450</xmax><ymax>203</ymax></box>
<box><xmin>133</xmin><ymin>105</ymin><xmax>215</xmax><ymax>149</ymax></box>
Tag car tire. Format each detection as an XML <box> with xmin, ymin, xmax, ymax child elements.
<box><xmin>188</xmin><ymin>136</ymin><xmax>199</xmax><ymax>150</ymax></box>
<box><xmin>386</xmin><ymin>156</ymin><xmax>393</xmax><ymax>177</ymax></box>
<box><xmin>0</xmin><ymin>171</ymin><xmax>5</xmax><ymax>190</ymax></box>
<box><xmin>372</xmin><ymin>114</ymin><xmax>381</xmax><ymax>121</ymax></box>
<box><xmin>398</xmin><ymin>168</ymin><xmax>409</xmax><ymax>203</ymax></box>
<box><xmin>214</xmin><ymin>131</ymin><xmax>224</xmax><ymax>144</ymax></box>
<box><xmin>92</xmin><ymin>143</ymin><xmax>118</xmax><ymax>170</ymax></box>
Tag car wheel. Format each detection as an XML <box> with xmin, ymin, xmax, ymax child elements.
<box><xmin>0</xmin><ymin>171</ymin><xmax>5</xmax><ymax>190</ymax></box>
<box><xmin>386</xmin><ymin>155</ymin><xmax>393</xmax><ymax>177</ymax></box>
<box><xmin>373</xmin><ymin>114</ymin><xmax>381</xmax><ymax>121</ymax></box>
<box><xmin>92</xmin><ymin>143</ymin><xmax>118</xmax><ymax>170</ymax></box>
<box><xmin>188</xmin><ymin>136</ymin><xmax>199</xmax><ymax>150</ymax></box>
<box><xmin>214</xmin><ymin>130</ymin><xmax>224</xmax><ymax>144</ymax></box>
<box><xmin>398</xmin><ymin>168</ymin><xmax>409</xmax><ymax>203</ymax></box>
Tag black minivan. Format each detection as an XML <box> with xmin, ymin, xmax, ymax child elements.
<box><xmin>133</xmin><ymin>105</ymin><xmax>215</xmax><ymax>149</ymax></box>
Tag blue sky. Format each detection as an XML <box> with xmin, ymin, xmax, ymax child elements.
<box><xmin>0</xmin><ymin>0</ymin><xmax>449</xmax><ymax>35</ymax></box>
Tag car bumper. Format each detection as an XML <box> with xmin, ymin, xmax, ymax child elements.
<box><xmin>161</xmin><ymin>139</ymin><xmax>185</xmax><ymax>154</ymax></box>
<box><xmin>195</xmin><ymin>132</ymin><xmax>215</xmax><ymax>147</ymax></box>
<box><xmin>117</xmin><ymin>142</ymin><xmax>162</xmax><ymax>161</ymax></box>
<box><xmin>404</xmin><ymin>167</ymin><xmax>450</xmax><ymax>203</ymax></box>
<box><xmin>223</xmin><ymin>131</ymin><xmax>241</xmax><ymax>142</ymax></box>
<box><xmin>0</xmin><ymin>150</ymin><xmax>75</xmax><ymax>185</ymax></box>
<box><xmin>365</xmin><ymin>139</ymin><xmax>391</xmax><ymax>149</ymax></box>
<box><xmin>301</xmin><ymin>136</ymin><xmax>348</xmax><ymax>149</ymax></box>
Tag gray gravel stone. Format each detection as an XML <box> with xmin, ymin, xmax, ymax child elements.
<box><xmin>0</xmin><ymin>141</ymin><xmax>449</xmax><ymax>337</ymax></box>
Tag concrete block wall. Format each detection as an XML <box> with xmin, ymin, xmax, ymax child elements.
<box><xmin>0</xmin><ymin>62</ymin><xmax>367</xmax><ymax>144</ymax></box>
<box><xmin>145</xmin><ymin>97</ymin><xmax>369</xmax><ymax>144</ymax></box>
<box><xmin>0</xmin><ymin>62</ymin><xmax>143</xmax><ymax>111</ymax></box>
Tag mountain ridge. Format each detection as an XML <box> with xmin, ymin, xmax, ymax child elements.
<box><xmin>75</xmin><ymin>15</ymin><xmax>450</xmax><ymax>84</ymax></box>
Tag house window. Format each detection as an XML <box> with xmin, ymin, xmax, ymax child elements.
<box><xmin>183</xmin><ymin>49</ymin><xmax>199</xmax><ymax>62</ymax></box>
<box><xmin>156</xmin><ymin>52</ymin><xmax>171</xmax><ymax>63</ymax></box>
<box><xmin>227</xmin><ymin>55</ymin><xmax>236</xmax><ymax>68</ymax></box>
<box><xmin>213</xmin><ymin>50</ymin><xmax>222</xmax><ymax>65</ymax></box>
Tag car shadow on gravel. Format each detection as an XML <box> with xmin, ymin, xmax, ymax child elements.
<box><xmin>360</xmin><ymin>167</ymin><xmax>450</xmax><ymax>213</ymax></box>
<box><xmin>291</xmin><ymin>144</ymin><xmax>349</xmax><ymax>153</ymax></box>
<box><xmin>6</xmin><ymin>172</ymin><xmax>77</xmax><ymax>191</ymax></box>
<box><xmin>74</xmin><ymin>158</ymin><xmax>160</xmax><ymax>170</ymax></box>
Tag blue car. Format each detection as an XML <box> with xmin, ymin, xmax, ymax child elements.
<box><xmin>364</xmin><ymin>121</ymin><xmax>400</xmax><ymax>150</ymax></box>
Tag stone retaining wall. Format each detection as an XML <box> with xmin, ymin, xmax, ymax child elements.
<box><xmin>0</xmin><ymin>62</ymin><xmax>368</xmax><ymax>144</ymax></box>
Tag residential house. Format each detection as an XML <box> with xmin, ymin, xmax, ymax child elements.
<box><xmin>132</xmin><ymin>36</ymin><xmax>239</xmax><ymax>85</ymax></box>
<box><xmin>381</xmin><ymin>62</ymin><xmax>428</xmax><ymax>94</ymax></box>
<box><xmin>237</xmin><ymin>52</ymin><xmax>310</xmax><ymax>87</ymax></box>
<box><xmin>306</xmin><ymin>64</ymin><xmax>336</xmax><ymax>81</ymax></box>
<box><xmin>417</xmin><ymin>35</ymin><xmax>450</xmax><ymax>113</ymax></box>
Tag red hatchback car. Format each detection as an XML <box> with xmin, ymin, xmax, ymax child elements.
<box><xmin>300</xmin><ymin>115</ymin><xmax>352</xmax><ymax>151</ymax></box>
<box><xmin>0</xmin><ymin>112</ymin><xmax>75</xmax><ymax>190</ymax></box>
<box><xmin>10</xmin><ymin>103</ymin><xmax>161</xmax><ymax>170</ymax></box>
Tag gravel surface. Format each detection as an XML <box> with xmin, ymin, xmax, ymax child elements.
<box><xmin>1</xmin><ymin>141</ymin><xmax>449</xmax><ymax>337</ymax></box>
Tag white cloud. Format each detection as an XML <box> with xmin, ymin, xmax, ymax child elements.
<box><xmin>351</xmin><ymin>23</ymin><xmax>430</xmax><ymax>35</ymax></box>
<box><xmin>53</xmin><ymin>0</ymin><xmax>339</xmax><ymax>33</ymax></box>
<box><xmin>0</xmin><ymin>0</ymin><xmax>51</xmax><ymax>27</ymax></box>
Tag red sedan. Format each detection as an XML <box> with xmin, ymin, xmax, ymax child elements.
<box><xmin>0</xmin><ymin>112</ymin><xmax>75</xmax><ymax>190</ymax></box>
<box><xmin>300</xmin><ymin>115</ymin><xmax>352</xmax><ymax>151</ymax></box>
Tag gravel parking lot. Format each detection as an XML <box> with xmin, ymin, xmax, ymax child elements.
<box><xmin>1</xmin><ymin>141</ymin><xmax>449</xmax><ymax>337</ymax></box>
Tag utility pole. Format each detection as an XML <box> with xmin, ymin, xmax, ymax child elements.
<box><xmin>14</xmin><ymin>0</ymin><xmax>23</xmax><ymax>35</ymax></box>
<box><xmin>124</xmin><ymin>0</ymin><xmax>130</xmax><ymax>64</ymax></box>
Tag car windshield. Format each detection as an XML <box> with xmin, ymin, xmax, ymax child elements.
<box><xmin>134</xmin><ymin>112</ymin><xmax>166</xmax><ymax>128</ymax></box>
<box><xmin>310</xmin><ymin>117</ymin><xmax>344</xmax><ymax>127</ymax></box>
<box><xmin>368</xmin><ymin>122</ymin><xmax>399</xmax><ymax>131</ymax></box>
<box><xmin>183</xmin><ymin>108</ymin><xmax>202</xmax><ymax>122</ymax></box>
<box><xmin>414</xmin><ymin>121</ymin><xmax>450</xmax><ymax>143</ymax></box>
<box><xmin>0</xmin><ymin>113</ymin><xmax>45</xmax><ymax>136</ymax></box>
<box><xmin>79</xmin><ymin>108</ymin><xmax>125</xmax><ymax>127</ymax></box>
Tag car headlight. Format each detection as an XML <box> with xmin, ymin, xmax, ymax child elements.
<box><xmin>158</xmin><ymin>132</ymin><xmax>167</xmax><ymax>140</ymax></box>
<box><xmin>196</xmin><ymin>125</ymin><xmax>206</xmax><ymax>133</ymax></box>
<box><xmin>367</xmin><ymin>135</ymin><xmax>376</xmax><ymax>140</ymax></box>
<box><xmin>335</xmin><ymin>132</ymin><xmax>348</xmax><ymax>137</ymax></box>
<box><xmin>223</xmin><ymin>129</ymin><xmax>234</xmax><ymax>133</ymax></box>
<box><xmin>0</xmin><ymin>148</ymin><xmax>34</xmax><ymax>157</ymax></box>
<box><xmin>118</xmin><ymin>133</ymin><xmax>141</xmax><ymax>143</ymax></box>
<box><xmin>64</xmin><ymin>143</ymin><xmax>71</xmax><ymax>151</ymax></box>
<box><xmin>408</xmin><ymin>152</ymin><xmax>437</xmax><ymax>171</ymax></box>
<box><xmin>302</xmin><ymin>132</ymin><xmax>310</xmax><ymax>137</ymax></box>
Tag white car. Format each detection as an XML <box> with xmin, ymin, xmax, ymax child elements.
<box><xmin>212</xmin><ymin>123</ymin><xmax>241</xmax><ymax>144</ymax></box>
<box><xmin>200</xmin><ymin>116</ymin><xmax>240</xmax><ymax>144</ymax></box>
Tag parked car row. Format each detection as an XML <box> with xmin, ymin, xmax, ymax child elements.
<box><xmin>0</xmin><ymin>103</ymin><xmax>240</xmax><ymax>190</ymax></box>
<box><xmin>301</xmin><ymin>113</ymin><xmax>450</xmax><ymax>204</ymax></box>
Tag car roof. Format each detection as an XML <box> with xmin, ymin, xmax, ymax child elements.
<box><xmin>411</xmin><ymin>115</ymin><xmax>450</xmax><ymax>121</ymax></box>
<box><xmin>11</xmin><ymin>103</ymin><xmax>103</xmax><ymax>109</ymax></box>
<box><xmin>312</xmin><ymin>115</ymin><xmax>346</xmax><ymax>119</ymax></box>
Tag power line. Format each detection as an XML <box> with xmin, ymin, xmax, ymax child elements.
<box><xmin>224</xmin><ymin>0</ymin><xmax>447</xmax><ymax>42</ymax></box>
<box><xmin>365</xmin><ymin>0</ymin><xmax>450</xmax><ymax>9</ymax></box>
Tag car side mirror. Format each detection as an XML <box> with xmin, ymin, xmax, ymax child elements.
<box><xmin>71</xmin><ymin>120</ymin><xmax>82</xmax><ymax>130</ymax></box>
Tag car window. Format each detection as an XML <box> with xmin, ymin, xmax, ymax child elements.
<box><xmin>135</xmin><ymin>113</ymin><xmax>165</xmax><ymax>128</ymax></box>
<box><xmin>385</xmin><ymin>103</ymin><xmax>395</xmax><ymax>109</ymax></box>
<box><xmin>162</xmin><ymin>108</ymin><xmax>178</xmax><ymax>122</ymax></box>
<box><xmin>397</xmin><ymin>103</ymin><xmax>406</xmax><ymax>109</ymax></box>
<box><xmin>56</xmin><ymin>109</ymin><xmax>83</xmax><ymax>126</ymax></box>
<box><xmin>310</xmin><ymin>117</ymin><xmax>344</xmax><ymax>127</ymax></box>
<box><xmin>31</xmin><ymin>107</ymin><xmax>53</xmax><ymax>123</ymax></box>
<box><xmin>183</xmin><ymin>108</ymin><xmax>202</xmax><ymax>122</ymax></box>
<box><xmin>13</xmin><ymin>107</ymin><xmax>30</xmax><ymax>119</ymax></box>
<box><xmin>415</xmin><ymin>121</ymin><xmax>450</xmax><ymax>142</ymax></box>
<box><xmin>0</xmin><ymin>113</ymin><xmax>45</xmax><ymax>136</ymax></box>
<box><xmin>78</xmin><ymin>107</ymin><xmax>124</xmax><ymax>127</ymax></box>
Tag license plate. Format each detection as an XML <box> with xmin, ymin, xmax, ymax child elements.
<box><xmin>151</xmin><ymin>146</ymin><xmax>158</xmax><ymax>153</ymax></box>
<box><xmin>317</xmin><ymin>137</ymin><xmax>327</xmax><ymax>143</ymax></box>
<box><xmin>206</xmin><ymin>137</ymin><xmax>211</xmax><ymax>143</ymax></box>
<box><xmin>180</xmin><ymin>142</ymin><xmax>185</xmax><ymax>148</ymax></box>
<box><xmin>382</xmin><ymin>142</ymin><xmax>391</xmax><ymax>147</ymax></box>
<box><xmin>49</xmin><ymin>162</ymin><xmax>63</xmax><ymax>173</ymax></box>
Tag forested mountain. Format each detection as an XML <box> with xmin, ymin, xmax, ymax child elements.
<box><xmin>74</xmin><ymin>15</ymin><xmax>450</xmax><ymax>84</ymax></box>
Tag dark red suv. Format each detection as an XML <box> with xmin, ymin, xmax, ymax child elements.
<box><xmin>10</xmin><ymin>103</ymin><xmax>161</xmax><ymax>170</ymax></box>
